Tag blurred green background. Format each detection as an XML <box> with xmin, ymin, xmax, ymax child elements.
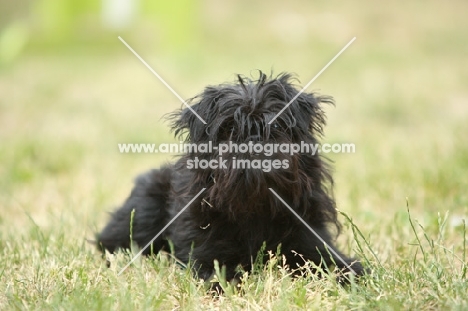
<box><xmin>1</xmin><ymin>0</ymin><xmax>467</xmax><ymax>256</ymax></box>
<box><xmin>1</xmin><ymin>1</ymin><xmax>468</xmax><ymax>308</ymax></box>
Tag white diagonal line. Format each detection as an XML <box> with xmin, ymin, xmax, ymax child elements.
<box><xmin>118</xmin><ymin>36</ymin><xmax>207</xmax><ymax>125</ymax></box>
<box><xmin>117</xmin><ymin>188</ymin><xmax>206</xmax><ymax>275</ymax></box>
<box><xmin>268</xmin><ymin>37</ymin><xmax>356</xmax><ymax>125</ymax></box>
<box><xmin>268</xmin><ymin>188</ymin><xmax>357</xmax><ymax>275</ymax></box>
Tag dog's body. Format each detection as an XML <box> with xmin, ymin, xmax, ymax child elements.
<box><xmin>97</xmin><ymin>73</ymin><xmax>363</xmax><ymax>281</ymax></box>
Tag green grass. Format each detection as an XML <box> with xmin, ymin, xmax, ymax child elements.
<box><xmin>1</xmin><ymin>0</ymin><xmax>468</xmax><ymax>309</ymax></box>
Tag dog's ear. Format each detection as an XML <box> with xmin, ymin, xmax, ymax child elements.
<box><xmin>295</xmin><ymin>92</ymin><xmax>333</xmax><ymax>137</ymax></box>
<box><xmin>170</xmin><ymin>87</ymin><xmax>220</xmax><ymax>142</ymax></box>
<box><xmin>276</xmin><ymin>74</ymin><xmax>333</xmax><ymax>136</ymax></box>
<box><xmin>171</xmin><ymin>102</ymin><xmax>203</xmax><ymax>142</ymax></box>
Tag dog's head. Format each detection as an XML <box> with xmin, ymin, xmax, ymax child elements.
<box><xmin>171</xmin><ymin>72</ymin><xmax>337</xmax><ymax>224</ymax></box>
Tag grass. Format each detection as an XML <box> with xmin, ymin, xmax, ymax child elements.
<box><xmin>1</xmin><ymin>0</ymin><xmax>468</xmax><ymax>309</ymax></box>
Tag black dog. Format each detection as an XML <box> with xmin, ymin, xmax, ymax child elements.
<box><xmin>97</xmin><ymin>72</ymin><xmax>364</xmax><ymax>283</ymax></box>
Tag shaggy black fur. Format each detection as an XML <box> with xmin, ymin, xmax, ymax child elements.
<box><xmin>97</xmin><ymin>72</ymin><xmax>364</xmax><ymax>282</ymax></box>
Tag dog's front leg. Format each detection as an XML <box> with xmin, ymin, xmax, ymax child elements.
<box><xmin>97</xmin><ymin>168</ymin><xmax>172</xmax><ymax>255</ymax></box>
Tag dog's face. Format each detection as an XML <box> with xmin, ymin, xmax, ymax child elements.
<box><xmin>172</xmin><ymin>73</ymin><xmax>334</xmax><ymax>219</ymax></box>
<box><xmin>174</xmin><ymin>73</ymin><xmax>330</xmax><ymax>145</ymax></box>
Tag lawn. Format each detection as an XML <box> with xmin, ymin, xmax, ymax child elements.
<box><xmin>1</xmin><ymin>1</ymin><xmax>467</xmax><ymax>310</ymax></box>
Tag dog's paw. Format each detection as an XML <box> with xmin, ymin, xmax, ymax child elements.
<box><xmin>336</xmin><ymin>260</ymin><xmax>367</xmax><ymax>284</ymax></box>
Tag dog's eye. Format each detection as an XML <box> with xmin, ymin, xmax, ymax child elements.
<box><xmin>272</xmin><ymin>123</ymin><xmax>279</xmax><ymax>129</ymax></box>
